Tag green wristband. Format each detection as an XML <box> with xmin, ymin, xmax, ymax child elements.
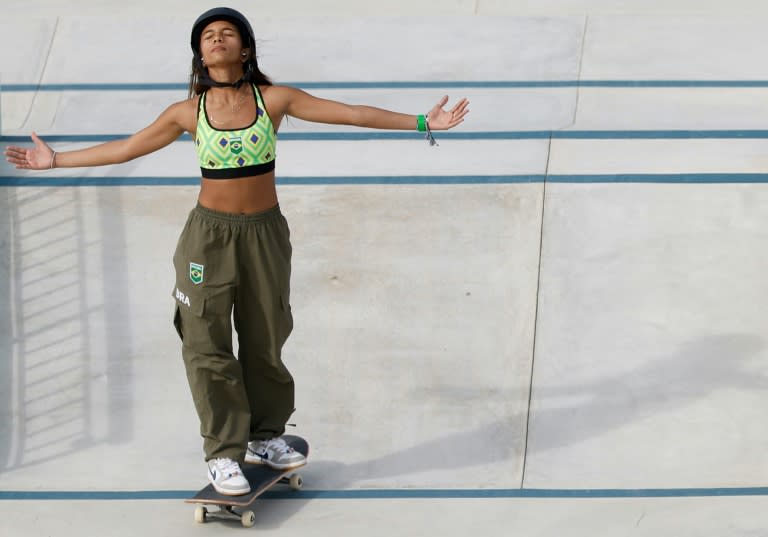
<box><xmin>417</xmin><ymin>114</ymin><xmax>427</xmax><ymax>132</ymax></box>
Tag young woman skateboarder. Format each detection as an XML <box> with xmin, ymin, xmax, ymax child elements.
<box><xmin>5</xmin><ymin>7</ymin><xmax>469</xmax><ymax>496</ymax></box>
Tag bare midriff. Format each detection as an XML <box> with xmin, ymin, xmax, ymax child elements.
<box><xmin>198</xmin><ymin>171</ymin><xmax>279</xmax><ymax>214</ymax></box>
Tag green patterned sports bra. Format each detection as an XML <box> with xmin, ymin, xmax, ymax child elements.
<box><xmin>195</xmin><ymin>84</ymin><xmax>276</xmax><ymax>179</ymax></box>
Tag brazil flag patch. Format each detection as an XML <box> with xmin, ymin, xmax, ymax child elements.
<box><xmin>189</xmin><ymin>262</ymin><xmax>204</xmax><ymax>285</ymax></box>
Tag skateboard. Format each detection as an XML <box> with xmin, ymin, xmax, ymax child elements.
<box><xmin>186</xmin><ymin>435</ymin><xmax>309</xmax><ymax>527</ymax></box>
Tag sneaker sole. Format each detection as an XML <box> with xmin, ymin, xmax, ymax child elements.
<box><xmin>209</xmin><ymin>481</ymin><xmax>251</xmax><ymax>496</ymax></box>
<box><xmin>243</xmin><ymin>457</ymin><xmax>307</xmax><ymax>471</ymax></box>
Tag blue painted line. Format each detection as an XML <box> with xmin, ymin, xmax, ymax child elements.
<box><xmin>265</xmin><ymin>487</ymin><xmax>768</xmax><ymax>500</ymax></box>
<box><xmin>2</xmin><ymin>487</ymin><xmax>768</xmax><ymax>501</ymax></box>
<box><xmin>576</xmin><ymin>80</ymin><xmax>768</xmax><ymax>88</ymax></box>
<box><xmin>5</xmin><ymin>80</ymin><xmax>768</xmax><ymax>91</ymax></box>
<box><xmin>0</xmin><ymin>176</ymin><xmax>539</xmax><ymax>187</ymax></box>
<box><xmin>2</xmin><ymin>83</ymin><xmax>188</xmax><ymax>92</ymax></box>
<box><xmin>6</xmin><ymin>130</ymin><xmax>768</xmax><ymax>144</ymax></box>
<box><xmin>549</xmin><ymin>130</ymin><xmax>768</xmax><ymax>139</ymax></box>
<box><xmin>0</xmin><ymin>490</ymin><xmax>191</xmax><ymax>500</ymax></box>
<box><xmin>547</xmin><ymin>173</ymin><xmax>768</xmax><ymax>184</ymax></box>
<box><xmin>3</xmin><ymin>174</ymin><xmax>768</xmax><ymax>187</ymax></box>
<box><xmin>0</xmin><ymin>177</ymin><xmax>200</xmax><ymax>187</ymax></box>
<box><xmin>277</xmin><ymin>175</ymin><xmax>541</xmax><ymax>185</ymax></box>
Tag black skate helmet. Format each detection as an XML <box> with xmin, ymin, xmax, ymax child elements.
<box><xmin>190</xmin><ymin>7</ymin><xmax>261</xmax><ymax>90</ymax></box>
<box><xmin>190</xmin><ymin>7</ymin><xmax>255</xmax><ymax>53</ymax></box>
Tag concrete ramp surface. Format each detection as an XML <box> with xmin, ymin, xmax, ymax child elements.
<box><xmin>2</xmin><ymin>2</ymin><xmax>768</xmax><ymax>536</ymax></box>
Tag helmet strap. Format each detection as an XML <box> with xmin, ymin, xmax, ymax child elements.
<box><xmin>196</xmin><ymin>60</ymin><xmax>253</xmax><ymax>89</ymax></box>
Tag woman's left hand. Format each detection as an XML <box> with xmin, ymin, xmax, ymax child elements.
<box><xmin>426</xmin><ymin>96</ymin><xmax>470</xmax><ymax>130</ymax></box>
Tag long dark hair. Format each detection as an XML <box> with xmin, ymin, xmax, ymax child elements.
<box><xmin>188</xmin><ymin>44</ymin><xmax>272</xmax><ymax>98</ymax></box>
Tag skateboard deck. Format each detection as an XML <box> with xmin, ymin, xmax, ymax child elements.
<box><xmin>186</xmin><ymin>435</ymin><xmax>309</xmax><ymax>527</ymax></box>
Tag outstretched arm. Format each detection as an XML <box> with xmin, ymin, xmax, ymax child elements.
<box><xmin>4</xmin><ymin>100</ymin><xmax>192</xmax><ymax>170</ymax></box>
<box><xmin>271</xmin><ymin>86</ymin><xmax>469</xmax><ymax>131</ymax></box>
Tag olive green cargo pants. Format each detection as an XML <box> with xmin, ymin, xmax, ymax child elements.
<box><xmin>172</xmin><ymin>204</ymin><xmax>295</xmax><ymax>463</ymax></box>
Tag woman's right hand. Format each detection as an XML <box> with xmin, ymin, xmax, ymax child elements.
<box><xmin>4</xmin><ymin>132</ymin><xmax>56</xmax><ymax>170</ymax></box>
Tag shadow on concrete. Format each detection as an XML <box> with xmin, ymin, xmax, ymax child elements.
<box><xmin>97</xmin><ymin>188</ymin><xmax>134</xmax><ymax>445</ymax></box>
<box><xmin>526</xmin><ymin>332</ymin><xmax>765</xmax><ymax>455</ymax></box>
<box><xmin>231</xmin><ymin>418</ymin><xmax>514</xmax><ymax>530</ymax></box>
<box><xmin>0</xmin><ymin>185</ymin><xmax>134</xmax><ymax>472</ymax></box>
<box><xmin>0</xmin><ymin>188</ymin><xmax>11</xmax><ymax>470</ymax></box>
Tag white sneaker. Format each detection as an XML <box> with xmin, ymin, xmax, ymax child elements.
<box><xmin>245</xmin><ymin>437</ymin><xmax>306</xmax><ymax>470</ymax></box>
<box><xmin>207</xmin><ymin>458</ymin><xmax>250</xmax><ymax>496</ymax></box>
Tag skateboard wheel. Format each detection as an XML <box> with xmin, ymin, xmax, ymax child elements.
<box><xmin>289</xmin><ymin>474</ymin><xmax>303</xmax><ymax>490</ymax></box>
<box><xmin>194</xmin><ymin>506</ymin><xmax>207</xmax><ymax>524</ymax></box>
<box><xmin>241</xmin><ymin>510</ymin><xmax>256</xmax><ymax>528</ymax></box>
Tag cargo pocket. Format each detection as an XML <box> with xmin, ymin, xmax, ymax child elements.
<box><xmin>171</xmin><ymin>287</ymin><xmax>207</xmax><ymax>343</ymax></box>
<box><xmin>173</xmin><ymin>304</ymin><xmax>183</xmax><ymax>341</ymax></box>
